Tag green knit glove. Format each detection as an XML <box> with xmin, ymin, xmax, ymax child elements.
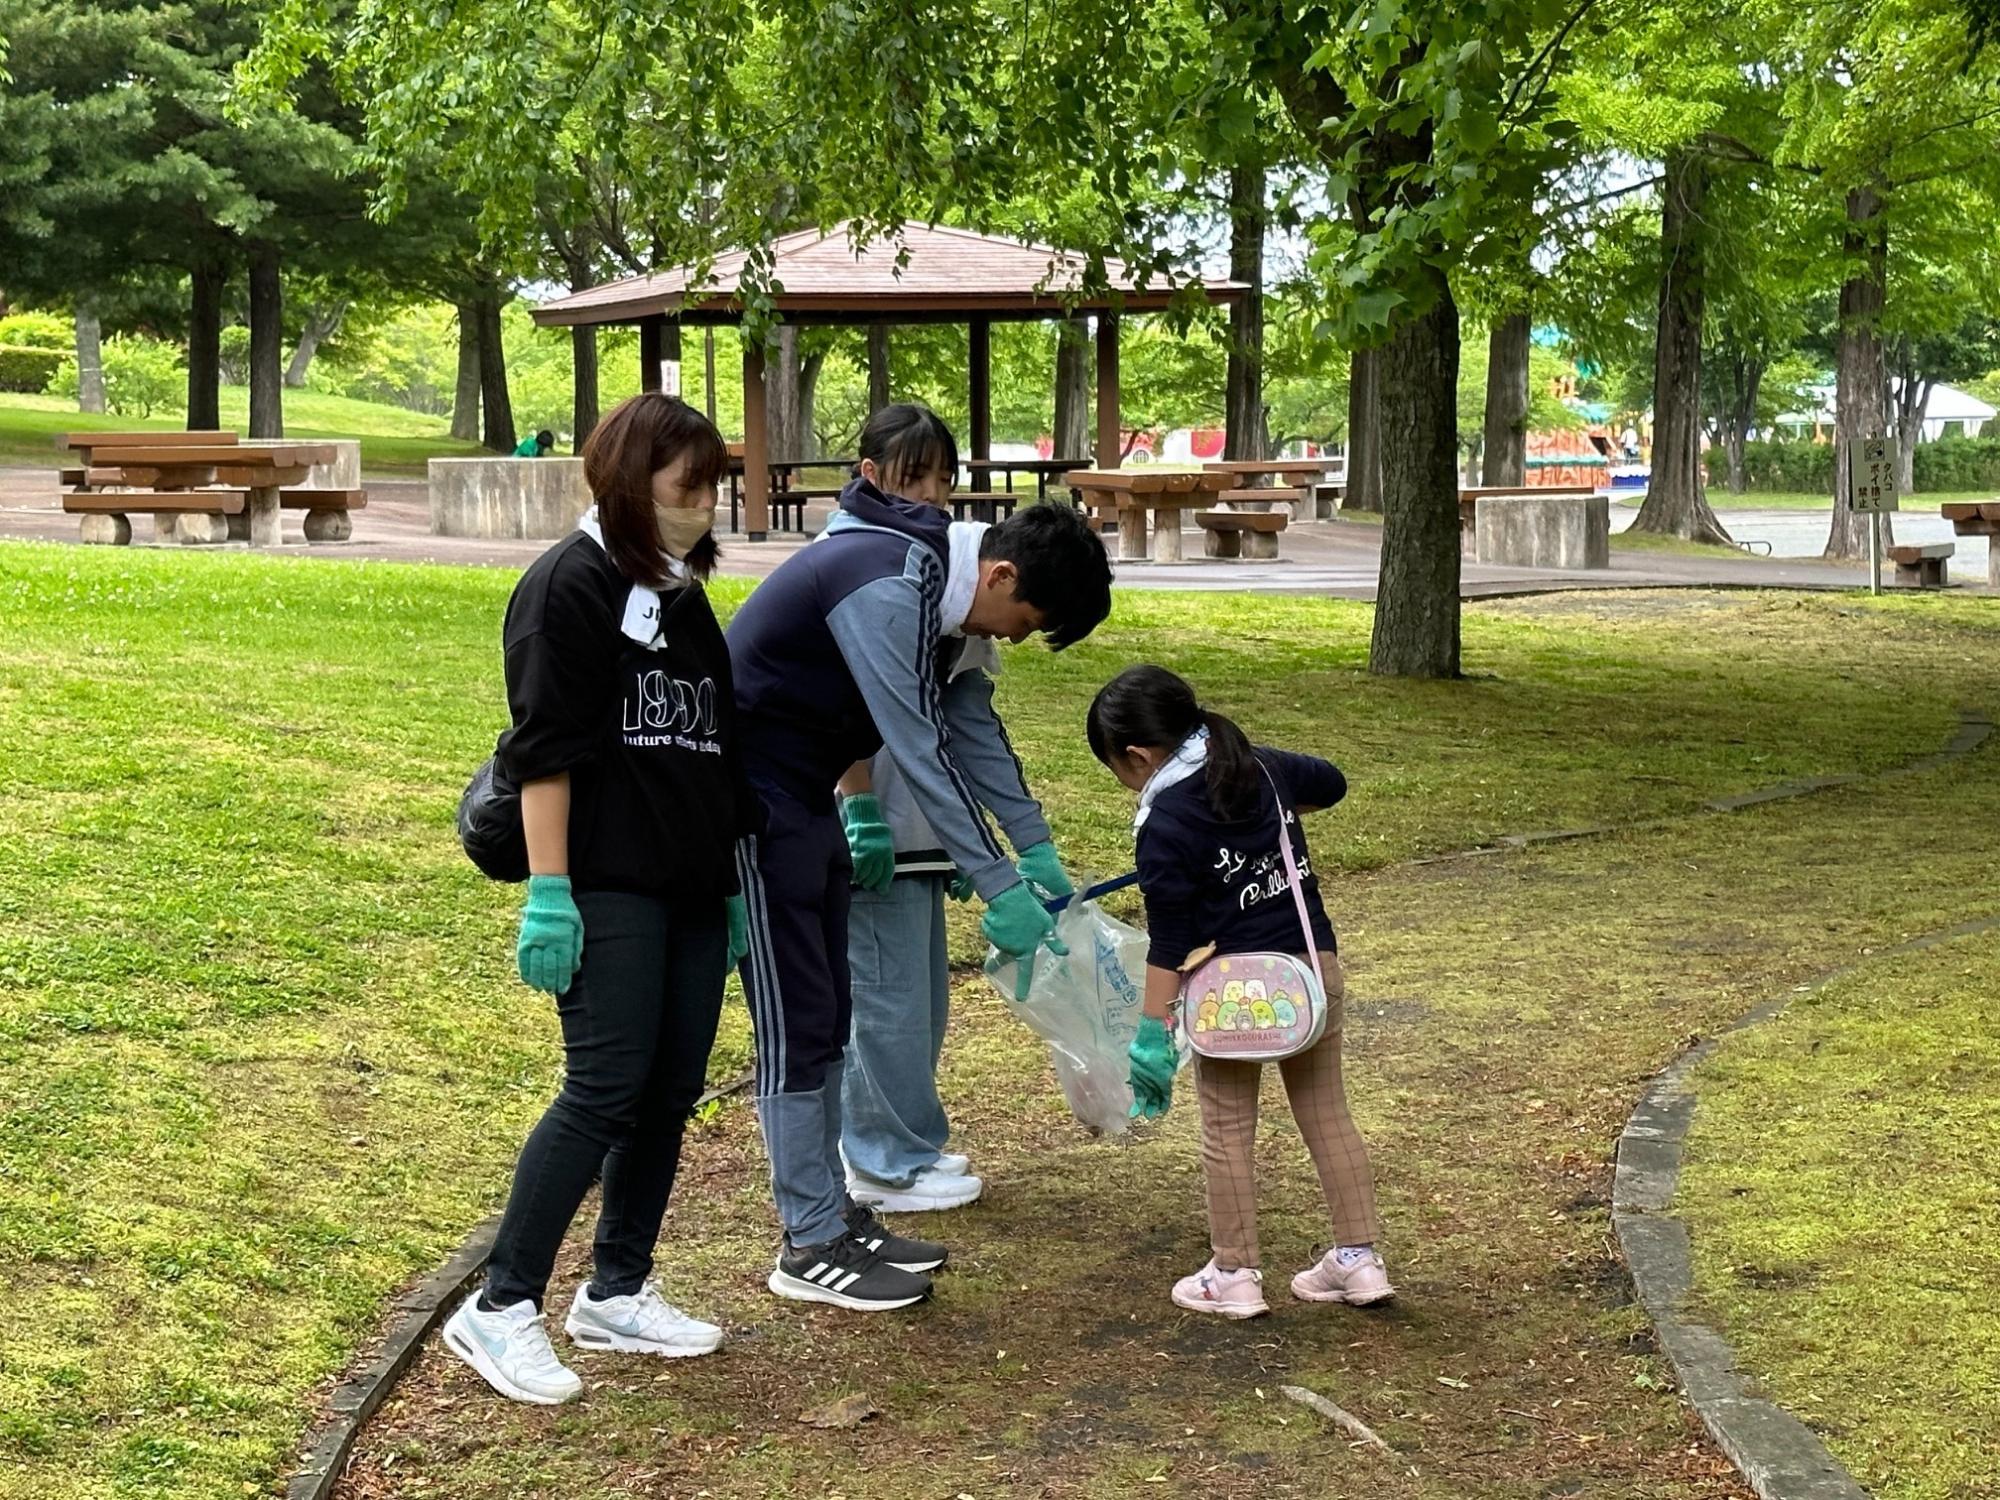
<box><xmin>980</xmin><ymin>881</ymin><xmax>1069</xmax><ymax>960</ymax></box>
<box><xmin>1016</xmin><ymin>840</ymin><xmax>1074</xmax><ymax>902</ymax></box>
<box><xmin>949</xmin><ymin>871</ymin><xmax>976</xmax><ymax>903</ymax></box>
<box><xmin>517</xmin><ymin>874</ymin><xmax>584</xmax><ymax>996</ymax></box>
<box><xmin>1128</xmin><ymin>1016</ymin><xmax>1176</xmax><ymax>1120</ymax></box>
<box><xmin>841</xmin><ymin>793</ymin><xmax>896</xmax><ymax>893</ymax></box>
<box><xmin>726</xmin><ymin>894</ymin><xmax>749</xmax><ymax>971</ymax></box>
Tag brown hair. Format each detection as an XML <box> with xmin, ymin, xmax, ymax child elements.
<box><xmin>581</xmin><ymin>393</ymin><xmax>729</xmax><ymax>585</ymax></box>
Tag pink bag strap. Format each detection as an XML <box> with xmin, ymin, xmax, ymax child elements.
<box><xmin>1256</xmin><ymin>759</ymin><xmax>1320</xmax><ymax>965</ymax></box>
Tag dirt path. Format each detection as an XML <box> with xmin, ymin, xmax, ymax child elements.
<box><xmin>325</xmin><ymin>695</ymin><xmax>1999</xmax><ymax>1498</ymax></box>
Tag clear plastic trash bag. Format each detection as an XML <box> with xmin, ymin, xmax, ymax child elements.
<box><xmin>983</xmin><ymin>891</ymin><xmax>1186</xmax><ymax>1136</ymax></box>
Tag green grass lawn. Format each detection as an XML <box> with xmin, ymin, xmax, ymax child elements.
<box><xmin>0</xmin><ymin>390</ymin><xmax>488</xmax><ymax>477</ymax></box>
<box><xmin>1677</xmin><ymin>932</ymin><xmax>2000</xmax><ymax>1498</ymax></box>
<box><xmin>3</xmin><ymin>544</ymin><xmax>1999</xmax><ymax>1498</ymax></box>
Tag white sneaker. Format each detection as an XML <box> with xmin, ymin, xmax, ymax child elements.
<box><xmin>442</xmin><ymin>1295</ymin><xmax>583</xmax><ymax>1404</ymax></box>
<box><xmin>846</xmin><ymin>1163</ymin><xmax>984</xmax><ymax>1213</ymax></box>
<box><xmin>934</xmin><ymin>1153</ymin><xmax>971</xmax><ymax>1176</ymax></box>
<box><xmin>564</xmin><ymin>1281</ymin><xmax>723</xmax><ymax>1357</ymax></box>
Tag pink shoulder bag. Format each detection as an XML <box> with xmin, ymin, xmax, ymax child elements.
<box><xmin>1178</xmin><ymin>763</ymin><xmax>1328</xmax><ymax>1063</ymax></box>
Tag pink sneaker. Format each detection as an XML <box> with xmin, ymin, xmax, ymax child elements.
<box><xmin>1170</xmin><ymin>1259</ymin><xmax>1269</xmax><ymax>1319</ymax></box>
<box><xmin>1291</xmin><ymin>1246</ymin><xmax>1395</xmax><ymax>1306</ymax></box>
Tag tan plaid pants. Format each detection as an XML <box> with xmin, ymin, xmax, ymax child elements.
<box><xmin>1193</xmin><ymin>953</ymin><xmax>1380</xmax><ymax>1270</ymax></box>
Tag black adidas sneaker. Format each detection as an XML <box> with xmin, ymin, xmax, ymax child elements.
<box><xmin>768</xmin><ymin>1232</ymin><xmax>932</xmax><ymax>1311</ymax></box>
<box><xmin>844</xmin><ymin>1201</ymin><xmax>948</xmax><ymax>1273</ymax></box>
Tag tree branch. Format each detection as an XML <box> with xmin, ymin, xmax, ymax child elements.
<box><xmin>1501</xmin><ymin>0</ymin><xmax>1600</xmax><ymax>123</ymax></box>
<box><xmin>1547</xmin><ymin>173</ymin><xmax>1665</xmax><ymax>216</ymax></box>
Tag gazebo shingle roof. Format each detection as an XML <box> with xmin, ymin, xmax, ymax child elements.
<box><xmin>532</xmin><ymin>221</ymin><xmax>1244</xmax><ymax>326</ymax></box>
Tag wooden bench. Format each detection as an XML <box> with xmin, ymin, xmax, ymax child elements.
<box><xmin>1940</xmin><ymin>501</ymin><xmax>2000</xmax><ymax>587</ymax></box>
<box><xmin>62</xmin><ymin>486</ymin><xmax>364</xmax><ymax>544</ymax></box>
<box><xmin>1887</xmin><ymin>541</ymin><xmax>1954</xmax><ymax>588</ymax></box>
<box><xmin>64</xmin><ymin>488</ymin><xmax>246</xmax><ymax>546</ymax></box>
<box><xmin>1195</xmin><ymin>509</ymin><xmax>1289</xmax><ymax>560</ymax></box>
<box><xmin>1217</xmin><ymin>486</ymin><xmax>1307</xmax><ymax>511</ymax></box>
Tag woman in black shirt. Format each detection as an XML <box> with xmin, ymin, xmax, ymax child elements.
<box><xmin>443</xmin><ymin>394</ymin><xmax>758</xmax><ymax>1404</ymax></box>
<box><xmin>1088</xmin><ymin>665</ymin><xmax>1393</xmax><ymax>1321</ymax></box>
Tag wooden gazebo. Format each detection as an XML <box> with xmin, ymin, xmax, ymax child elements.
<box><xmin>531</xmin><ymin>222</ymin><xmax>1245</xmax><ymax>538</ymax></box>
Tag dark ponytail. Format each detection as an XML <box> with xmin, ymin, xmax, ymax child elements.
<box><xmin>1087</xmin><ymin>665</ymin><xmax>1261</xmax><ymax>821</ymax></box>
<box><xmin>1198</xmin><ymin>707</ymin><xmax>1260</xmax><ymax>822</ymax></box>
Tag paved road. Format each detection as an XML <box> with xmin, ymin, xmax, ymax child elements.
<box><xmin>11</xmin><ymin>466</ymin><xmax>1986</xmax><ymax>600</ymax></box>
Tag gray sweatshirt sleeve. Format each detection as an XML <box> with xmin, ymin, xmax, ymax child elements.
<box><xmin>825</xmin><ymin>557</ymin><xmax>1022</xmax><ymax>900</ymax></box>
<box><xmin>939</xmin><ymin>664</ymin><xmax>1050</xmax><ymax>853</ymax></box>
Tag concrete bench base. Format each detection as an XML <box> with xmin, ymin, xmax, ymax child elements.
<box><xmin>1474</xmin><ymin>492</ymin><xmax>1610</xmax><ymax>570</ymax></box>
<box><xmin>1196</xmin><ymin>510</ymin><xmax>1288</xmax><ymax>560</ymax></box>
<box><xmin>429</xmin><ymin>457</ymin><xmax>589</xmax><ymax>540</ymax></box>
<box><xmin>1888</xmin><ymin>541</ymin><xmax>1953</xmax><ymax>588</ymax></box>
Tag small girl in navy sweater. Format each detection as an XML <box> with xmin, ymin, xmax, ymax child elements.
<box><xmin>1088</xmin><ymin>665</ymin><xmax>1392</xmax><ymax>1319</ymax></box>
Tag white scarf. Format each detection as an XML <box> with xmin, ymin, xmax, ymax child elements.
<box><xmin>1134</xmin><ymin>725</ymin><xmax>1209</xmax><ymax>831</ymax></box>
<box><xmin>577</xmin><ymin>506</ymin><xmax>686</xmax><ymax>650</ymax></box>
<box><xmin>942</xmin><ymin>521</ymin><xmax>1001</xmax><ymax>678</ymax></box>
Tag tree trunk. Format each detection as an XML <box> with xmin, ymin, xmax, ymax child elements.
<box><xmin>1480</xmin><ymin>311</ymin><xmax>1530</xmax><ymax>486</ymax></box>
<box><xmin>1632</xmin><ymin>153</ymin><xmax>1730</xmax><ymax>543</ymax></box>
<box><xmin>452</xmin><ymin>303</ymin><xmax>481</xmax><ymax>441</ymax></box>
<box><xmin>1724</xmin><ymin>355</ymin><xmax>1761</xmax><ymax>493</ymax></box>
<box><xmin>799</xmin><ymin>347</ymin><xmax>827</xmax><ymax>457</ymax></box>
<box><xmin>283</xmin><ymin>300</ymin><xmax>347</xmax><ymax>388</ymax></box>
<box><xmin>1893</xmin><ymin>360</ymin><xmax>1931</xmax><ymax>496</ymax></box>
<box><xmin>247</xmin><ymin>241</ymin><xmax>284</xmax><ymax>439</ymax></box>
<box><xmin>1223</xmin><ymin>160</ymin><xmax>1267</xmax><ymax>462</ymax></box>
<box><xmin>1827</xmin><ymin>185</ymin><xmax>1892</xmax><ymax>559</ymax></box>
<box><xmin>1053</xmin><ymin>318</ymin><xmax>1091</xmax><ymax>460</ymax></box>
<box><xmin>769</xmin><ymin>324</ymin><xmax>804</xmax><ymax>460</ymax></box>
<box><xmin>74</xmin><ymin>304</ymin><xmax>106</xmax><ymax>415</ymax></box>
<box><xmin>186</xmin><ymin>261</ymin><xmax>222</xmax><ymax>427</ymax></box>
<box><xmin>1344</xmin><ymin>345</ymin><xmax>1383</xmax><ymax>511</ymax></box>
<box><xmin>476</xmin><ymin>291</ymin><xmax>516</xmax><ymax>453</ymax></box>
<box><xmin>1370</xmin><ymin>276</ymin><xmax>1462</xmax><ymax>679</ymax></box>
<box><xmin>867</xmin><ymin>325</ymin><xmax>891</xmax><ymax>414</ymax></box>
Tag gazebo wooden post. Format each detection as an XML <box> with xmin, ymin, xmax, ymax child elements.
<box><xmin>1096</xmin><ymin>312</ymin><xmax>1142</xmax><ymax>548</ymax></box>
<box><xmin>743</xmin><ymin>338</ymin><xmax>771</xmax><ymax>540</ymax></box>
<box><xmin>969</xmin><ymin>317</ymin><xmax>993</xmax><ymax>518</ymax></box>
<box><xmin>1095</xmin><ymin>312</ymin><xmax>1121</xmax><ymax>467</ymax></box>
<box><xmin>640</xmin><ymin>317</ymin><xmax>665</xmax><ymax>393</ymax></box>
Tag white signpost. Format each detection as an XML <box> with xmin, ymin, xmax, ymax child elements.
<box><xmin>1847</xmin><ymin>436</ymin><xmax>1898</xmax><ymax>595</ymax></box>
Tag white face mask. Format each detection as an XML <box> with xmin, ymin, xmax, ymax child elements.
<box><xmin>654</xmin><ymin>504</ymin><xmax>714</xmax><ymax>558</ymax></box>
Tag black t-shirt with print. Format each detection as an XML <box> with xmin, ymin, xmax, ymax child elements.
<box><xmin>1135</xmin><ymin>746</ymin><xmax>1344</xmax><ymax>972</ymax></box>
<box><xmin>495</xmin><ymin>531</ymin><xmax>759</xmax><ymax>898</ymax></box>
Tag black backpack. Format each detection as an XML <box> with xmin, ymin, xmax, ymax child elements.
<box><xmin>457</xmin><ymin>756</ymin><xmax>529</xmax><ymax>882</ymax></box>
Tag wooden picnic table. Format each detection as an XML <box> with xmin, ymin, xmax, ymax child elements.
<box><xmin>723</xmin><ymin>455</ymin><xmax>855</xmax><ymax>535</ymax></box>
<box><xmin>71</xmin><ymin>441</ymin><xmax>336</xmax><ymax>546</ymax></box>
<box><xmin>1941</xmin><ymin>500</ymin><xmax>2000</xmax><ymax>587</ymax></box>
<box><xmin>1064</xmin><ymin>468</ymin><xmax>1233</xmax><ymax>562</ymax></box>
<box><xmin>1203</xmin><ymin>458</ymin><xmax>1342</xmax><ymax>520</ymax></box>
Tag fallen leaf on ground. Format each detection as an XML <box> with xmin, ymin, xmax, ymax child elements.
<box><xmin>798</xmin><ymin>1394</ymin><xmax>880</xmax><ymax>1429</ymax></box>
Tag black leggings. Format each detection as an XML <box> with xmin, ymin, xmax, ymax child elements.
<box><xmin>483</xmin><ymin>890</ymin><xmax>727</xmax><ymax>1310</ymax></box>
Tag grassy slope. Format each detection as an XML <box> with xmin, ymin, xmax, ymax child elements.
<box><xmin>2</xmin><ymin>546</ymin><xmax>1998</xmax><ymax>1497</ymax></box>
<box><xmin>1677</xmin><ymin>933</ymin><xmax>2000</xmax><ymax>1498</ymax></box>
<box><xmin>0</xmin><ymin>391</ymin><xmax>487</xmax><ymax>476</ymax></box>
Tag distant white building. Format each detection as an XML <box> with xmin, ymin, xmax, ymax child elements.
<box><xmin>1777</xmin><ymin>381</ymin><xmax>1997</xmax><ymax>442</ymax></box>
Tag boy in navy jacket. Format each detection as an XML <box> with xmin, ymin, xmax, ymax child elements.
<box><xmin>727</xmin><ymin>481</ymin><xmax>1111</xmax><ymax>1310</ymax></box>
